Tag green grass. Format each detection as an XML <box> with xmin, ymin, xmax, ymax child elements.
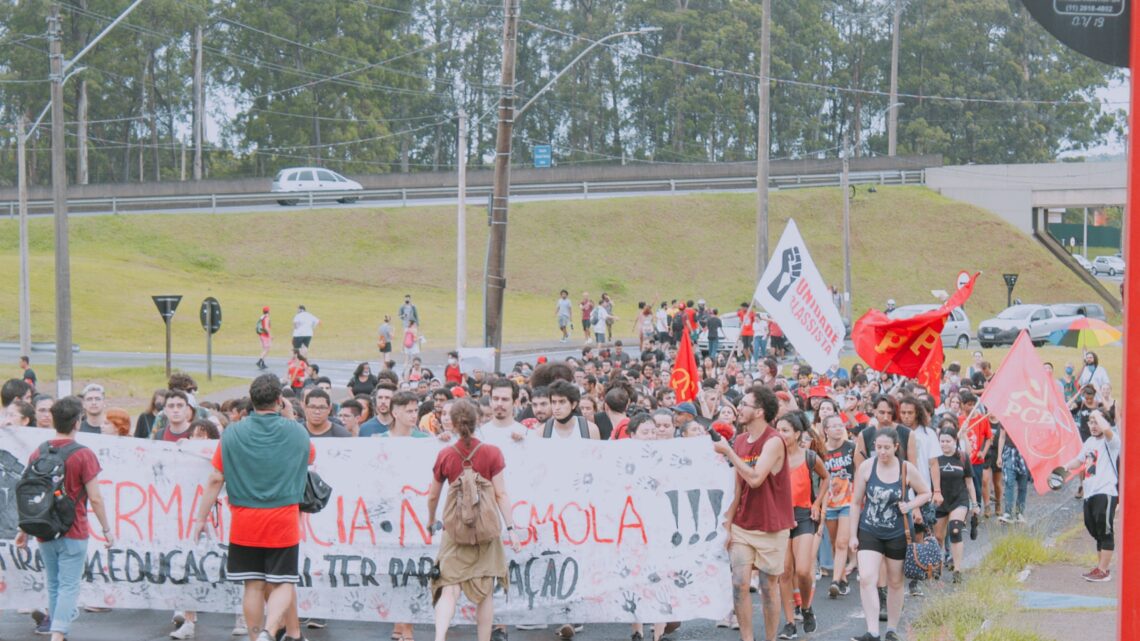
<box><xmin>27</xmin><ymin>365</ymin><xmax>247</xmax><ymax>413</ymax></box>
<box><xmin>914</xmin><ymin>572</ymin><xmax>1019</xmax><ymax>641</ymax></box>
<box><xmin>0</xmin><ymin>186</ymin><xmax>1118</xmax><ymax>358</ymax></box>
<box><xmin>979</xmin><ymin>533</ymin><xmax>1069</xmax><ymax>574</ymax></box>
<box><xmin>914</xmin><ymin>532</ymin><xmax>1084</xmax><ymax>641</ymax></box>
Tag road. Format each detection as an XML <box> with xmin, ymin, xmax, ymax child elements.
<box><xmin>15</xmin><ymin>186</ymin><xmax>762</xmax><ymax>219</ymax></box>
<box><xmin>0</xmin><ymin>466</ymin><xmax>1077</xmax><ymax>641</ymax></box>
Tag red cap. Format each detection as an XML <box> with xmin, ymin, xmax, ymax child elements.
<box><xmin>262</xmin><ymin>306</ymin><xmax>270</xmax><ymax>312</ymax></box>
<box><xmin>536</xmin><ymin>355</ymin><xmax>548</xmax><ymax>364</ymax></box>
<box><xmin>809</xmin><ymin>385</ymin><xmax>830</xmax><ymax>399</ymax></box>
<box><xmin>450</xmin><ymin>385</ymin><xmax>467</xmax><ymax>398</ymax></box>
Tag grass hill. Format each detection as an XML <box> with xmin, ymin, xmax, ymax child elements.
<box><xmin>0</xmin><ymin>186</ymin><xmax>1113</xmax><ymax>359</ymax></box>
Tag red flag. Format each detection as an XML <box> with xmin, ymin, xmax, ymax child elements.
<box><xmin>670</xmin><ymin>329</ymin><xmax>700</xmax><ymax>403</ymax></box>
<box><xmin>981</xmin><ymin>331</ymin><xmax>1083</xmax><ymax>495</ymax></box>
<box><xmin>851</xmin><ymin>273</ymin><xmax>980</xmax><ymax>403</ymax></box>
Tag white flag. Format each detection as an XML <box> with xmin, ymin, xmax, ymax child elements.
<box><xmin>753</xmin><ymin>219</ymin><xmax>845</xmax><ymax>371</ymax></box>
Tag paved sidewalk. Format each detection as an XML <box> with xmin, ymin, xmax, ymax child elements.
<box><xmin>994</xmin><ymin>517</ymin><xmax>1118</xmax><ymax>640</ymax></box>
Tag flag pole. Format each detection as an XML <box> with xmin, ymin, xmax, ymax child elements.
<box><xmin>1118</xmin><ymin>8</ymin><xmax>1138</xmax><ymax>639</ymax></box>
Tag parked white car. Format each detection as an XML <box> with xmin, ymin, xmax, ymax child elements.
<box><xmin>976</xmin><ymin>304</ymin><xmax>1074</xmax><ymax>347</ymax></box>
<box><xmin>1091</xmin><ymin>255</ymin><xmax>1125</xmax><ymax>276</ymax></box>
<box><xmin>272</xmin><ymin>167</ymin><xmax>363</xmax><ymax>205</ymax></box>
<box><xmin>697</xmin><ymin>313</ymin><xmax>742</xmax><ymax>356</ymax></box>
<box><xmin>887</xmin><ymin>304</ymin><xmax>972</xmax><ymax>349</ymax></box>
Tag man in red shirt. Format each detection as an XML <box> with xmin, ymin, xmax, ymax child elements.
<box><xmin>16</xmin><ymin>396</ymin><xmax>114</xmax><ymax>641</ymax></box>
<box><xmin>737</xmin><ymin>303</ymin><xmax>755</xmax><ymax>364</ymax></box>
<box><xmin>713</xmin><ymin>385</ymin><xmax>793</xmax><ymax>641</ymax></box>
<box><xmin>193</xmin><ymin>374</ymin><xmax>313</xmax><ymax>641</ymax></box>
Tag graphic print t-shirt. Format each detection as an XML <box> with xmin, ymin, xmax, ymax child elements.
<box><xmin>822</xmin><ymin>441</ymin><xmax>856</xmax><ymax>509</ymax></box>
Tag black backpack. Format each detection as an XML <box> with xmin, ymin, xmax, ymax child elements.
<box><xmin>16</xmin><ymin>442</ymin><xmax>84</xmax><ymax>540</ymax></box>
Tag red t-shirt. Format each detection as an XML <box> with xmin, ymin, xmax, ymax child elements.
<box><xmin>211</xmin><ymin>443</ymin><xmax>315</xmax><ymax>548</ymax></box>
<box><xmin>731</xmin><ymin>427</ymin><xmax>794</xmax><ymax>533</ymax></box>
<box><xmin>444</xmin><ymin>364</ymin><xmax>463</xmax><ymax>386</ymax></box>
<box><xmin>161</xmin><ymin>425</ymin><xmax>192</xmax><ymax>442</ymax></box>
<box><xmin>960</xmin><ymin>414</ymin><xmax>993</xmax><ymax>465</ymax></box>
<box><xmin>738</xmin><ymin>310</ymin><xmax>755</xmax><ymax>337</ymax></box>
<box><xmin>769</xmin><ymin>321</ymin><xmax>783</xmax><ymax>338</ymax></box>
<box><xmin>433</xmin><ymin>439</ymin><xmax>505</xmax><ymax>485</ymax></box>
<box><xmin>28</xmin><ymin>440</ymin><xmax>101</xmax><ymax>540</ymax></box>
<box><xmin>609</xmin><ymin>417</ymin><xmax>633</xmax><ymax>440</ymax></box>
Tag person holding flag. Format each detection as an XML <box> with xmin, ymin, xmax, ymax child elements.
<box><xmin>1063</xmin><ymin>409</ymin><xmax>1119</xmax><ymax>582</ymax></box>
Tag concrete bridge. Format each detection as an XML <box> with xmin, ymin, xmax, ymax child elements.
<box><xmin>926</xmin><ymin>162</ymin><xmax>1126</xmax><ymax>234</ymax></box>
<box><xmin>927</xmin><ymin>162</ymin><xmax>1126</xmax><ymax>312</ymax></box>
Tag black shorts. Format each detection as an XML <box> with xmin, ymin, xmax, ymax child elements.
<box><xmin>790</xmin><ymin>507</ymin><xmax>818</xmax><ymax>539</ymax></box>
<box><xmin>227</xmin><ymin>543</ymin><xmax>300</xmax><ymax>584</ymax></box>
<box><xmin>857</xmin><ymin>530</ymin><xmax>908</xmax><ymax>561</ymax></box>
<box><xmin>1083</xmin><ymin>494</ymin><xmax>1118</xmax><ymax>552</ymax></box>
<box><xmin>292</xmin><ymin>336</ymin><xmax>312</xmax><ymax>349</ymax></box>
<box><xmin>935</xmin><ymin>499</ymin><xmax>970</xmax><ymax>520</ymax></box>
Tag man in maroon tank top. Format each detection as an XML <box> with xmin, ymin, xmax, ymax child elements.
<box><xmin>713</xmin><ymin>384</ymin><xmax>794</xmax><ymax>641</ymax></box>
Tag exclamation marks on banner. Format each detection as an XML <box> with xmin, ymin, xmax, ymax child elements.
<box><xmin>665</xmin><ymin>489</ymin><xmax>725</xmax><ymax>546</ymax></box>
<box><xmin>666</xmin><ymin>490</ymin><xmax>683</xmax><ymax>546</ymax></box>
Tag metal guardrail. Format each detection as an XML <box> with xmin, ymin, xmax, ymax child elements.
<box><xmin>4</xmin><ymin>168</ymin><xmax>925</xmax><ymax>216</ymax></box>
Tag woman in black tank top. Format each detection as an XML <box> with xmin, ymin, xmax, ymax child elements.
<box><xmin>848</xmin><ymin>427</ymin><xmax>931</xmax><ymax>641</ymax></box>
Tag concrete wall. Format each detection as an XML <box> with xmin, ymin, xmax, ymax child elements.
<box><xmin>0</xmin><ymin>155</ymin><xmax>942</xmax><ymax>202</ymax></box>
<box><xmin>925</xmin><ymin>162</ymin><xmax>1126</xmax><ymax>234</ymax></box>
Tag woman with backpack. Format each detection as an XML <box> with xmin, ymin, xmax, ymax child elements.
<box><xmin>426</xmin><ymin>399</ymin><xmax>521</xmax><ymax>641</ymax></box>
<box><xmin>776</xmin><ymin>410</ymin><xmax>829</xmax><ymax>639</ymax></box>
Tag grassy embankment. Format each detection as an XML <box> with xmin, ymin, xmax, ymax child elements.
<box><xmin>0</xmin><ymin>186</ymin><xmax>1115</xmax><ymax>360</ymax></box>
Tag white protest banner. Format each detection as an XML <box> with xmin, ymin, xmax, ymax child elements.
<box><xmin>753</xmin><ymin>219</ymin><xmax>845</xmax><ymax>371</ymax></box>
<box><xmin>0</xmin><ymin>428</ymin><xmax>733</xmax><ymax>624</ymax></box>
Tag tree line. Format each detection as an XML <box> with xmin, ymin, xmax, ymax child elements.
<box><xmin>0</xmin><ymin>0</ymin><xmax>1123</xmax><ymax>186</ymax></box>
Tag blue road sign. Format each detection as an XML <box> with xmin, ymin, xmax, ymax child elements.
<box><xmin>533</xmin><ymin>144</ymin><xmax>552</xmax><ymax>168</ymax></box>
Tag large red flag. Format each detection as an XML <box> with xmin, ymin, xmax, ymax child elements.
<box><xmin>851</xmin><ymin>273</ymin><xmax>980</xmax><ymax>403</ymax></box>
<box><xmin>670</xmin><ymin>329</ymin><xmax>700</xmax><ymax>403</ymax></box>
<box><xmin>981</xmin><ymin>331</ymin><xmax>1083</xmax><ymax>495</ymax></box>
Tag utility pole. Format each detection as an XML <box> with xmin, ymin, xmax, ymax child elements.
<box><xmin>193</xmin><ymin>24</ymin><xmax>203</xmax><ymax>181</ymax></box>
<box><xmin>456</xmin><ymin>108</ymin><xmax>467</xmax><ymax>350</ymax></box>
<box><xmin>17</xmin><ymin>116</ymin><xmax>31</xmax><ymax>356</ymax></box>
<box><xmin>49</xmin><ymin>4</ymin><xmax>74</xmax><ymax>396</ymax></box>
<box><xmin>841</xmin><ymin>132</ymin><xmax>853</xmax><ymax>325</ymax></box>
<box><xmin>755</xmin><ymin>0</ymin><xmax>772</xmax><ymax>279</ymax></box>
<box><xmin>484</xmin><ymin>0</ymin><xmax>520</xmax><ymax>372</ymax></box>
<box><xmin>887</xmin><ymin>0</ymin><xmax>901</xmax><ymax>156</ymax></box>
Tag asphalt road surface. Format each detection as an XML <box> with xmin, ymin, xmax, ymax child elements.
<box><xmin>0</xmin><ymin>486</ymin><xmax>1077</xmax><ymax>641</ymax></box>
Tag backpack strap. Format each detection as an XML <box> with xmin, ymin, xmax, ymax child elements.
<box><xmin>577</xmin><ymin>416</ymin><xmax>590</xmax><ymax>439</ymax></box>
<box><xmin>542</xmin><ymin>419</ymin><xmax>554</xmax><ymax>438</ymax></box>
<box><xmin>452</xmin><ymin>442</ymin><xmax>483</xmax><ymax>466</ymax></box>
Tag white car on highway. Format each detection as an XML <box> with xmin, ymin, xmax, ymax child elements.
<box><xmin>1091</xmin><ymin>255</ymin><xmax>1125</xmax><ymax>276</ymax></box>
<box><xmin>272</xmin><ymin>167</ymin><xmax>363</xmax><ymax>206</ymax></box>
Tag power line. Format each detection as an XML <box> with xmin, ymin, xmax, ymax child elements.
<box><xmin>523</xmin><ymin>20</ymin><xmax>1110</xmax><ymax>108</ymax></box>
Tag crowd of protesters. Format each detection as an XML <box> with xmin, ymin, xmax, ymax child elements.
<box><xmin>1</xmin><ymin>294</ymin><xmax>1121</xmax><ymax>641</ymax></box>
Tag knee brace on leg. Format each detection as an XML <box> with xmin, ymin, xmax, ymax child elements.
<box><xmin>949</xmin><ymin>520</ymin><xmax>965</xmax><ymax>544</ymax></box>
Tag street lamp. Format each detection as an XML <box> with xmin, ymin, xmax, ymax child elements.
<box><xmin>47</xmin><ymin>0</ymin><xmax>148</xmax><ymax>396</ymax></box>
<box><xmin>515</xmin><ymin>27</ymin><xmax>661</xmax><ymax>118</ymax></box>
<box><xmin>483</xmin><ymin>23</ymin><xmax>659</xmax><ymax>371</ymax></box>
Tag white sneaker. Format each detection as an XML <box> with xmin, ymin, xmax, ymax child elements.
<box><xmin>1016</xmin><ymin>513</ymin><xmax>1027</xmax><ymax>523</ymax></box>
<box><xmin>232</xmin><ymin>615</ymin><xmax>248</xmax><ymax>636</ymax></box>
<box><xmin>998</xmin><ymin>513</ymin><xmax>1012</xmax><ymax>524</ymax></box>
<box><xmin>171</xmin><ymin>620</ymin><xmax>196</xmax><ymax>639</ymax></box>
